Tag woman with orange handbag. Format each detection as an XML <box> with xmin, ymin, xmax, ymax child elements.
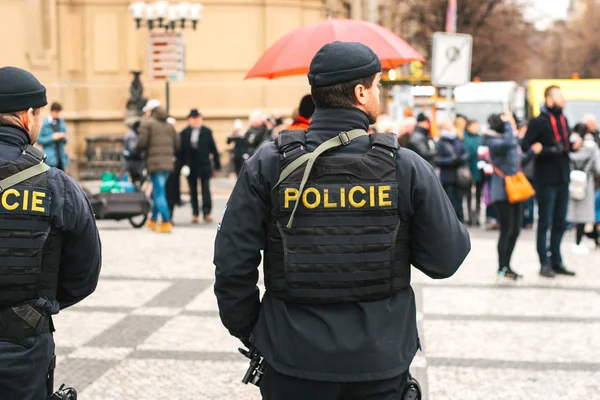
<box><xmin>484</xmin><ymin>113</ymin><xmax>542</xmax><ymax>280</ymax></box>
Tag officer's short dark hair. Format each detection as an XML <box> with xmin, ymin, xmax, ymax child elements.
<box><xmin>0</xmin><ymin>108</ymin><xmax>42</xmax><ymax>129</ymax></box>
<box><xmin>50</xmin><ymin>102</ymin><xmax>62</xmax><ymax>112</ymax></box>
<box><xmin>544</xmin><ymin>85</ymin><xmax>560</xmax><ymax>99</ymax></box>
<box><xmin>311</xmin><ymin>74</ymin><xmax>377</xmax><ymax>109</ymax></box>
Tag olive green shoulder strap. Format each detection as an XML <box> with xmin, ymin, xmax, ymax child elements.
<box><xmin>0</xmin><ymin>161</ymin><xmax>50</xmax><ymax>193</ymax></box>
<box><xmin>274</xmin><ymin>129</ymin><xmax>368</xmax><ymax>228</ymax></box>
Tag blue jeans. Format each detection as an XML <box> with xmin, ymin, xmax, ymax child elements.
<box><xmin>536</xmin><ymin>184</ymin><xmax>569</xmax><ymax>265</ymax></box>
<box><xmin>522</xmin><ymin>196</ymin><xmax>535</xmax><ymax>227</ymax></box>
<box><xmin>150</xmin><ymin>171</ymin><xmax>171</xmax><ymax>222</ymax></box>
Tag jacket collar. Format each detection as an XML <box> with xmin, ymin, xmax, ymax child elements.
<box><xmin>308</xmin><ymin>107</ymin><xmax>370</xmax><ymax>134</ymax></box>
<box><xmin>0</xmin><ymin>125</ymin><xmax>31</xmax><ymax>147</ymax></box>
<box><xmin>413</xmin><ymin>125</ymin><xmax>429</xmax><ymax>137</ymax></box>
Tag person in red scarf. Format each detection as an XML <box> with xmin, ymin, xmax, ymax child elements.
<box><xmin>287</xmin><ymin>94</ymin><xmax>315</xmax><ymax>130</ymax></box>
<box><xmin>522</xmin><ymin>85</ymin><xmax>582</xmax><ymax>278</ymax></box>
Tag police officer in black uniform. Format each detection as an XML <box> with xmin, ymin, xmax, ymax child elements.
<box><xmin>214</xmin><ymin>42</ymin><xmax>470</xmax><ymax>400</ymax></box>
<box><xmin>0</xmin><ymin>67</ymin><xmax>102</xmax><ymax>399</ymax></box>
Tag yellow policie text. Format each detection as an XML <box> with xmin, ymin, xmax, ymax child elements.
<box><xmin>281</xmin><ymin>184</ymin><xmax>396</xmax><ymax>210</ymax></box>
<box><xmin>0</xmin><ymin>187</ymin><xmax>49</xmax><ymax>215</ymax></box>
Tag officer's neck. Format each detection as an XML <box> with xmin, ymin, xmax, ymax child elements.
<box><xmin>0</xmin><ymin>124</ymin><xmax>32</xmax><ymax>146</ymax></box>
<box><xmin>308</xmin><ymin>107</ymin><xmax>370</xmax><ymax>133</ymax></box>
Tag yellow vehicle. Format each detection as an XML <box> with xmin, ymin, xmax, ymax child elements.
<box><xmin>526</xmin><ymin>78</ymin><xmax>600</xmax><ymax>123</ymax></box>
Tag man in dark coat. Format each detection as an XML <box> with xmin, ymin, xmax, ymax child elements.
<box><xmin>180</xmin><ymin>109</ymin><xmax>220</xmax><ymax>223</ymax></box>
<box><xmin>522</xmin><ymin>85</ymin><xmax>581</xmax><ymax>277</ymax></box>
<box><xmin>0</xmin><ymin>66</ymin><xmax>101</xmax><ymax>400</ymax></box>
<box><xmin>408</xmin><ymin>113</ymin><xmax>437</xmax><ymax>166</ymax></box>
<box><xmin>245</xmin><ymin>110</ymin><xmax>270</xmax><ymax>155</ymax></box>
<box><xmin>214</xmin><ymin>41</ymin><xmax>470</xmax><ymax>400</ymax></box>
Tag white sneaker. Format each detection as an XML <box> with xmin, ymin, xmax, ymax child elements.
<box><xmin>572</xmin><ymin>244</ymin><xmax>590</xmax><ymax>255</ymax></box>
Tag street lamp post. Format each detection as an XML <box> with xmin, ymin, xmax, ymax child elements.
<box><xmin>128</xmin><ymin>1</ymin><xmax>204</xmax><ymax>115</ymax></box>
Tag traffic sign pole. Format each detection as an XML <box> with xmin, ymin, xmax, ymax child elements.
<box><xmin>446</xmin><ymin>0</ymin><xmax>457</xmax><ymax>119</ymax></box>
<box><xmin>148</xmin><ymin>31</ymin><xmax>185</xmax><ymax>116</ymax></box>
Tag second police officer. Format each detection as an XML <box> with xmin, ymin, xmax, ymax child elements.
<box><xmin>0</xmin><ymin>66</ymin><xmax>102</xmax><ymax>399</ymax></box>
<box><xmin>214</xmin><ymin>42</ymin><xmax>471</xmax><ymax>399</ymax></box>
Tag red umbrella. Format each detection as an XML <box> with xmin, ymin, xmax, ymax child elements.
<box><xmin>245</xmin><ymin>18</ymin><xmax>425</xmax><ymax>80</ymax></box>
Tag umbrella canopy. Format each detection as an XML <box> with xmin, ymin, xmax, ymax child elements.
<box><xmin>245</xmin><ymin>18</ymin><xmax>426</xmax><ymax>80</ymax></box>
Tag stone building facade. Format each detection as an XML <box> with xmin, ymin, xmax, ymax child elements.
<box><xmin>0</xmin><ymin>0</ymin><xmax>333</xmax><ymax>162</ymax></box>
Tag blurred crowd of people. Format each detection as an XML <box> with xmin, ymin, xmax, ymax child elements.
<box><xmin>370</xmin><ymin>85</ymin><xmax>600</xmax><ymax>280</ymax></box>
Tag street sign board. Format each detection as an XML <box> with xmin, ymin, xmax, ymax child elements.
<box><xmin>148</xmin><ymin>32</ymin><xmax>185</xmax><ymax>82</ymax></box>
<box><xmin>431</xmin><ymin>32</ymin><xmax>472</xmax><ymax>87</ymax></box>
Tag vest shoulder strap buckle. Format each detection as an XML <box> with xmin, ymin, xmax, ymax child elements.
<box><xmin>339</xmin><ymin>131</ymin><xmax>351</xmax><ymax>145</ymax></box>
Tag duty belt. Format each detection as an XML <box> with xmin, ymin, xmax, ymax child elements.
<box><xmin>0</xmin><ymin>299</ymin><xmax>53</xmax><ymax>347</ymax></box>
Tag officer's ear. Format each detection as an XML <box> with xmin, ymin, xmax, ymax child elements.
<box><xmin>354</xmin><ymin>84</ymin><xmax>369</xmax><ymax>106</ymax></box>
<box><xmin>20</xmin><ymin>108</ymin><xmax>33</xmax><ymax>132</ymax></box>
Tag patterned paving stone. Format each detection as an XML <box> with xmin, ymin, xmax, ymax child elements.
<box><xmin>428</xmin><ymin>366</ymin><xmax>600</xmax><ymax>400</ymax></box>
<box><xmin>138</xmin><ymin>315</ymin><xmax>240</xmax><ymax>353</ymax></box>
<box><xmin>53</xmin><ymin>358</ymin><xmax>118</xmax><ymax>394</ymax></box>
<box><xmin>85</xmin><ymin>315</ymin><xmax>173</xmax><ymax>348</ymax></box>
<box><xmin>73</xmin><ymin>279</ymin><xmax>172</xmax><ymax>309</ymax></box>
<box><xmin>423</xmin><ymin>320</ymin><xmax>600</xmax><ymax>364</ymax></box>
<box><xmin>53</xmin><ymin>311</ymin><xmax>127</xmax><ymax>347</ymax></box>
<box><xmin>422</xmin><ymin>287</ymin><xmax>600</xmax><ymax>318</ymax></box>
<box><xmin>80</xmin><ymin>359</ymin><xmax>262</xmax><ymax>400</ymax></box>
<box><xmin>147</xmin><ymin>279</ymin><xmax>211</xmax><ymax>308</ymax></box>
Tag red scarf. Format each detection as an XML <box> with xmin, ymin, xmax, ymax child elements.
<box><xmin>549</xmin><ymin>113</ymin><xmax>569</xmax><ymax>150</ymax></box>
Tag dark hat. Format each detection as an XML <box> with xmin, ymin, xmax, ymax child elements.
<box><xmin>0</xmin><ymin>66</ymin><xmax>47</xmax><ymax>113</ymax></box>
<box><xmin>308</xmin><ymin>41</ymin><xmax>381</xmax><ymax>88</ymax></box>
<box><xmin>187</xmin><ymin>108</ymin><xmax>201</xmax><ymax>118</ymax></box>
<box><xmin>416</xmin><ymin>113</ymin><xmax>429</xmax><ymax>123</ymax></box>
<box><xmin>298</xmin><ymin>95</ymin><xmax>315</xmax><ymax>119</ymax></box>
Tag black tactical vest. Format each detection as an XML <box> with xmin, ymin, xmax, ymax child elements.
<box><xmin>264</xmin><ymin>130</ymin><xmax>411</xmax><ymax>304</ymax></box>
<box><xmin>0</xmin><ymin>146</ymin><xmax>62</xmax><ymax>308</ymax></box>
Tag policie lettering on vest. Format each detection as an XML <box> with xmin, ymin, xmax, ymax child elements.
<box><xmin>0</xmin><ymin>186</ymin><xmax>50</xmax><ymax>216</ymax></box>
<box><xmin>281</xmin><ymin>183</ymin><xmax>397</xmax><ymax>211</ymax></box>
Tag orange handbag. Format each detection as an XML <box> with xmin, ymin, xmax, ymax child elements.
<box><xmin>492</xmin><ymin>165</ymin><xmax>535</xmax><ymax>204</ymax></box>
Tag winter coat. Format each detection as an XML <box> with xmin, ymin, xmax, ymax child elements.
<box><xmin>521</xmin><ymin>106</ymin><xmax>571</xmax><ymax>186</ymax></box>
<box><xmin>37</xmin><ymin>116</ymin><xmax>69</xmax><ymax>169</ymax></box>
<box><xmin>408</xmin><ymin>126</ymin><xmax>437</xmax><ymax>166</ymax></box>
<box><xmin>136</xmin><ymin>107</ymin><xmax>179</xmax><ymax>173</ymax></box>
<box><xmin>463</xmin><ymin>131</ymin><xmax>483</xmax><ymax>182</ymax></box>
<box><xmin>245</xmin><ymin>123</ymin><xmax>270</xmax><ymax>155</ymax></box>
<box><xmin>483</xmin><ymin>122</ymin><xmax>534</xmax><ymax>203</ymax></box>
<box><xmin>567</xmin><ymin>141</ymin><xmax>600</xmax><ymax>223</ymax></box>
<box><xmin>179</xmin><ymin>125</ymin><xmax>221</xmax><ymax>178</ymax></box>
<box><xmin>437</xmin><ymin>133</ymin><xmax>468</xmax><ymax>185</ymax></box>
<box><xmin>123</xmin><ymin>128</ymin><xmax>144</xmax><ymax>177</ymax></box>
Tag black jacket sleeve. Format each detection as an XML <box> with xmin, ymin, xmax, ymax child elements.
<box><xmin>179</xmin><ymin>128</ymin><xmax>190</xmax><ymax>167</ymax></box>
<box><xmin>401</xmin><ymin>152</ymin><xmax>471</xmax><ymax>278</ymax></box>
<box><xmin>48</xmin><ymin>170</ymin><xmax>102</xmax><ymax>309</ymax></box>
<box><xmin>207</xmin><ymin>128</ymin><xmax>221</xmax><ymax>170</ymax></box>
<box><xmin>214</xmin><ymin>151</ymin><xmax>273</xmax><ymax>340</ymax></box>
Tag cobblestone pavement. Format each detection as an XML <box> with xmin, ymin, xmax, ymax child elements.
<box><xmin>53</xmin><ymin>177</ymin><xmax>600</xmax><ymax>399</ymax></box>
